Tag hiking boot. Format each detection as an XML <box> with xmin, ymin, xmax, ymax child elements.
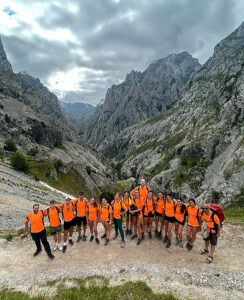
<box><xmin>62</xmin><ymin>245</ymin><xmax>67</xmax><ymax>253</ymax></box>
<box><xmin>129</xmin><ymin>229</ymin><xmax>133</xmax><ymax>236</ymax></box>
<box><xmin>90</xmin><ymin>235</ymin><xmax>94</xmax><ymax>242</ymax></box>
<box><xmin>148</xmin><ymin>232</ymin><xmax>152</xmax><ymax>239</ymax></box>
<box><xmin>188</xmin><ymin>244</ymin><xmax>193</xmax><ymax>251</ymax></box>
<box><xmin>166</xmin><ymin>239</ymin><xmax>171</xmax><ymax>248</ymax></box>
<box><xmin>174</xmin><ymin>238</ymin><xmax>179</xmax><ymax>246</ymax></box>
<box><xmin>95</xmin><ymin>238</ymin><xmax>100</xmax><ymax>244</ymax></box>
<box><xmin>104</xmin><ymin>239</ymin><xmax>109</xmax><ymax>246</ymax></box>
<box><xmin>121</xmin><ymin>241</ymin><xmax>125</xmax><ymax>248</ymax></box>
<box><xmin>158</xmin><ymin>231</ymin><xmax>162</xmax><ymax>240</ymax></box>
<box><xmin>137</xmin><ymin>239</ymin><xmax>142</xmax><ymax>246</ymax></box>
<box><xmin>48</xmin><ymin>253</ymin><xmax>55</xmax><ymax>260</ymax></box>
<box><xmin>125</xmin><ymin>229</ymin><xmax>129</xmax><ymax>236</ymax></box>
<box><xmin>83</xmin><ymin>235</ymin><xmax>86</xmax><ymax>241</ymax></box>
<box><xmin>163</xmin><ymin>235</ymin><xmax>168</xmax><ymax>243</ymax></box>
<box><xmin>179</xmin><ymin>240</ymin><xmax>183</xmax><ymax>248</ymax></box>
<box><xmin>68</xmin><ymin>239</ymin><xmax>74</xmax><ymax>246</ymax></box>
<box><xmin>142</xmin><ymin>232</ymin><xmax>145</xmax><ymax>240</ymax></box>
<box><xmin>33</xmin><ymin>249</ymin><xmax>42</xmax><ymax>257</ymax></box>
<box><xmin>77</xmin><ymin>235</ymin><xmax>82</xmax><ymax>243</ymax></box>
<box><xmin>185</xmin><ymin>242</ymin><xmax>190</xmax><ymax>249</ymax></box>
<box><xmin>112</xmin><ymin>233</ymin><xmax>118</xmax><ymax>240</ymax></box>
<box><xmin>131</xmin><ymin>234</ymin><xmax>137</xmax><ymax>240</ymax></box>
<box><xmin>101</xmin><ymin>233</ymin><xmax>106</xmax><ymax>239</ymax></box>
<box><xmin>155</xmin><ymin>229</ymin><xmax>158</xmax><ymax>236</ymax></box>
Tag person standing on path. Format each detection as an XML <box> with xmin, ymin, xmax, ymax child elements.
<box><xmin>75</xmin><ymin>191</ymin><xmax>88</xmax><ymax>242</ymax></box>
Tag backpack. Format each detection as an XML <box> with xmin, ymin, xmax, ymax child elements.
<box><xmin>209</xmin><ymin>203</ymin><xmax>225</xmax><ymax>224</ymax></box>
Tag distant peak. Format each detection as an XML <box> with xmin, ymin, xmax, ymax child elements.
<box><xmin>237</xmin><ymin>21</ymin><xmax>244</xmax><ymax>37</ymax></box>
<box><xmin>0</xmin><ymin>36</ymin><xmax>13</xmax><ymax>72</ymax></box>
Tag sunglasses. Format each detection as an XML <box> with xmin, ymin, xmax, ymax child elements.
<box><xmin>202</xmin><ymin>207</ymin><xmax>208</xmax><ymax>210</ymax></box>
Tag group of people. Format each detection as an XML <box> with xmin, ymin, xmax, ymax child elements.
<box><xmin>25</xmin><ymin>179</ymin><xmax>222</xmax><ymax>264</ymax></box>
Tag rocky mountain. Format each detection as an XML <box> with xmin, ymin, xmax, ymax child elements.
<box><xmin>60</xmin><ymin>101</ymin><xmax>95</xmax><ymax>125</ymax></box>
<box><xmin>0</xmin><ymin>36</ymin><xmax>112</xmax><ymax>198</ymax></box>
<box><xmin>83</xmin><ymin>51</ymin><xmax>200</xmax><ymax>154</ymax></box>
<box><xmin>107</xmin><ymin>22</ymin><xmax>244</xmax><ymax>206</ymax></box>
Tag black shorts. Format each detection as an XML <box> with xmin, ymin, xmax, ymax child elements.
<box><xmin>76</xmin><ymin>216</ymin><xmax>87</xmax><ymax>226</ymax></box>
<box><xmin>155</xmin><ymin>211</ymin><xmax>163</xmax><ymax>217</ymax></box>
<box><xmin>175</xmin><ymin>218</ymin><xmax>185</xmax><ymax>226</ymax></box>
<box><xmin>204</xmin><ymin>232</ymin><xmax>218</xmax><ymax>246</ymax></box>
<box><xmin>64</xmin><ymin>218</ymin><xmax>76</xmax><ymax>230</ymax></box>
<box><xmin>125</xmin><ymin>211</ymin><xmax>131</xmax><ymax>217</ymax></box>
<box><xmin>164</xmin><ymin>215</ymin><xmax>175</xmax><ymax>223</ymax></box>
<box><xmin>144</xmin><ymin>212</ymin><xmax>154</xmax><ymax>218</ymax></box>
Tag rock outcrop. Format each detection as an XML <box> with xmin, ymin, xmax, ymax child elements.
<box><xmin>0</xmin><ymin>37</ymin><xmax>12</xmax><ymax>72</ymax></box>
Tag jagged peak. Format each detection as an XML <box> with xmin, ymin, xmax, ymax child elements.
<box><xmin>0</xmin><ymin>36</ymin><xmax>13</xmax><ymax>72</ymax></box>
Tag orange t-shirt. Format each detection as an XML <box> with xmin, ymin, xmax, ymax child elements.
<box><xmin>144</xmin><ymin>197</ymin><xmax>155</xmax><ymax>216</ymax></box>
<box><xmin>131</xmin><ymin>197</ymin><xmax>145</xmax><ymax>219</ymax></box>
<box><xmin>165</xmin><ymin>200</ymin><xmax>175</xmax><ymax>217</ymax></box>
<box><xmin>25</xmin><ymin>210</ymin><xmax>45</xmax><ymax>233</ymax></box>
<box><xmin>132</xmin><ymin>186</ymin><xmax>149</xmax><ymax>198</ymax></box>
<box><xmin>43</xmin><ymin>206</ymin><xmax>62</xmax><ymax>227</ymax></box>
<box><xmin>175</xmin><ymin>205</ymin><xmax>186</xmax><ymax>223</ymax></box>
<box><xmin>75</xmin><ymin>198</ymin><xmax>88</xmax><ymax>217</ymax></box>
<box><xmin>100</xmin><ymin>204</ymin><xmax>113</xmax><ymax>222</ymax></box>
<box><xmin>87</xmin><ymin>204</ymin><xmax>99</xmax><ymax>221</ymax></box>
<box><xmin>62</xmin><ymin>201</ymin><xmax>75</xmax><ymax>222</ymax></box>
<box><xmin>112</xmin><ymin>201</ymin><xmax>126</xmax><ymax>219</ymax></box>
<box><xmin>123</xmin><ymin>197</ymin><xmax>132</xmax><ymax>210</ymax></box>
<box><xmin>203</xmin><ymin>211</ymin><xmax>220</xmax><ymax>233</ymax></box>
<box><xmin>156</xmin><ymin>198</ymin><xmax>164</xmax><ymax>214</ymax></box>
<box><xmin>187</xmin><ymin>205</ymin><xmax>201</xmax><ymax>227</ymax></box>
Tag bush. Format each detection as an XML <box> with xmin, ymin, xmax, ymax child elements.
<box><xmin>100</xmin><ymin>190</ymin><xmax>114</xmax><ymax>203</ymax></box>
<box><xmin>27</xmin><ymin>148</ymin><xmax>38</xmax><ymax>156</ymax></box>
<box><xmin>5</xmin><ymin>234</ymin><xmax>13</xmax><ymax>241</ymax></box>
<box><xmin>10</xmin><ymin>152</ymin><xmax>29</xmax><ymax>172</ymax></box>
<box><xmin>4</xmin><ymin>140</ymin><xmax>17</xmax><ymax>152</ymax></box>
<box><xmin>54</xmin><ymin>159</ymin><xmax>64</xmax><ymax>170</ymax></box>
<box><xmin>86</xmin><ymin>165</ymin><xmax>92</xmax><ymax>176</ymax></box>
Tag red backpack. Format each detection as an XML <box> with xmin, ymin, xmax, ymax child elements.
<box><xmin>209</xmin><ymin>203</ymin><xmax>225</xmax><ymax>223</ymax></box>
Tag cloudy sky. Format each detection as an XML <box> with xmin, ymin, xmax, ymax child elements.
<box><xmin>0</xmin><ymin>0</ymin><xmax>244</xmax><ymax>105</ymax></box>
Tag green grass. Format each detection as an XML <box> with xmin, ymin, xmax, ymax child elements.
<box><xmin>0</xmin><ymin>277</ymin><xmax>179</xmax><ymax>300</ymax></box>
<box><xmin>133</xmin><ymin>139</ymin><xmax>162</xmax><ymax>157</ymax></box>
<box><xmin>150</xmin><ymin>153</ymin><xmax>172</xmax><ymax>177</ymax></box>
<box><xmin>223</xmin><ymin>207</ymin><xmax>244</xmax><ymax>226</ymax></box>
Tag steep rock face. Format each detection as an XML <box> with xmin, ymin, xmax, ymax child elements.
<box><xmin>60</xmin><ymin>101</ymin><xmax>95</xmax><ymax>123</ymax></box>
<box><xmin>108</xmin><ymin>22</ymin><xmax>244</xmax><ymax>206</ymax></box>
<box><xmin>0</xmin><ymin>37</ymin><xmax>12</xmax><ymax>72</ymax></box>
<box><xmin>83</xmin><ymin>52</ymin><xmax>200</xmax><ymax>153</ymax></box>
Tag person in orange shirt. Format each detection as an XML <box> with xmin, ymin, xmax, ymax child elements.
<box><xmin>43</xmin><ymin>200</ymin><xmax>62</xmax><ymax>251</ymax></box>
<box><xmin>163</xmin><ymin>195</ymin><xmax>175</xmax><ymax>248</ymax></box>
<box><xmin>86</xmin><ymin>197</ymin><xmax>100</xmax><ymax>244</ymax></box>
<box><xmin>99</xmin><ymin>198</ymin><xmax>113</xmax><ymax>245</ymax></box>
<box><xmin>25</xmin><ymin>204</ymin><xmax>54</xmax><ymax>259</ymax></box>
<box><xmin>111</xmin><ymin>192</ymin><xmax>126</xmax><ymax>248</ymax></box>
<box><xmin>123</xmin><ymin>191</ymin><xmax>133</xmax><ymax>236</ymax></box>
<box><xmin>142</xmin><ymin>190</ymin><xmax>155</xmax><ymax>239</ymax></box>
<box><xmin>200</xmin><ymin>204</ymin><xmax>221</xmax><ymax>263</ymax></box>
<box><xmin>174</xmin><ymin>198</ymin><xmax>187</xmax><ymax>248</ymax></box>
<box><xmin>186</xmin><ymin>198</ymin><xmax>202</xmax><ymax>251</ymax></box>
<box><xmin>131</xmin><ymin>178</ymin><xmax>150</xmax><ymax>198</ymax></box>
<box><xmin>130</xmin><ymin>189</ymin><xmax>145</xmax><ymax>245</ymax></box>
<box><xmin>61</xmin><ymin>196</ymin><xmax>76</xmax><ymax>253</ymax></box>
<box><xmin>75</xmin><ymin>191</ymin><xmax>88</xmax><ymax>242</ymax></box>
<box><xmin>155</xmin><ymin>192</ymin><xmax>165</xmax><ymax>239</ymax></box>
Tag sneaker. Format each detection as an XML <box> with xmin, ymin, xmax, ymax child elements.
<box><xmin>48</xmin><ymin>253</ymin><xmax>55</xmax><ymax>260</ymax></box>
<box><xmin>95</xmin><ymin>238</ymin><xmax>100</xmax><ymax>244</ymax></box>
<box><xmin>129</xmin><ymin>229</ymin><xmax>133</xmax><ymax>236</ymax></box>
<box><xmin>104</xmin><ymin>239</ymin><xmax>109</xmax><ymax>246</ymax></box>
<box><xmin>148</xmin><ymin>232</ymin><xmax>152</xmax><ymax>239</ymax></box>
<box><xmin>179</xmin><ymin>240</ymin><xmax>183</xmax><ymax>248</ymax></box>
<box><xmin>121</xmin><ymin>241</ymin><xmax>125</xmax><ymax>248</ymax></box>
<box><xmin>131</xmin><ymin>234</ymin><xmax>137</xmax><ymax>240</ymax></box>
<box><xmin>155</xmin><ymin>229</ymin><xmax>158</xmax><ymax>236</ymax></box>
<box><xmin>63</xmin><ymin>245</ymin><xmax>67</xmax><ymax>253</ymax></box>
<box><xmin>166</xmin><ymin>239</ymin><xmax>171</xmax><ymax>248</ymax></box>
<box><xmin>125</xmin><ymin>229</ymin><xmax>129</xmax><ymax>236</ymax></box>
<box><xmin>142</xmin><ymin>232</ymin><xmax>145</xmax><ymax>240</ymax></box>
<box><xmin>101</xmin><ymin>233</ymin><xmax>106</xmax><ymax>239</ymax></box>
<box><xmin>112</xmin><ymin>234</ymin><xmax>118</xmax><ymax>240</ymax></box>
<box><xmin>163</xmin><ymin>235</ymin><xmax>168</xmax><ymax>243</ymax></box>
<box><xmin>158</xmin><ymin>231</ymin><xmax>162</xmax><ymax>240</ymax></box>
<box><xmin>90</xmin><ymin>235</ymin><xmax>94</xmax><ymax>242</ymax></box>
<box><xmin>53</xmin><ymin>244</ymin><xmax>58</xmax><ymax>251</ymax></box>
<box><xmin>77</xmin><ymin>235</ymin><xmax>82</xmax><ymax>243</ymax></box>
<box><xmin>185</xmin><ymin>242</ymin><xmax>190</xmax><ymax>249</ymax></box>
<box><xmin>188</xmin><ymin>244</ymin><xmax>193</xmax><ymax>251</ymax></box>
<box><xmin>33</xmin><ymin>249</ymin><xmax>42</xmax><ymax>257</ymax></box>
<box><xmin>174</xmin><ymin>238</ymin><xmax>179</xmax><ymax>246</ymax></box>
<box><xmin>69</xmin><ymin>239</ymin><xmax>74</xmax><ymax>246</ymax></box>
<box><xmin>58</xmin><ymin>244</ymin><xmax>63</xmax><ymax>251</ymax></box>
<box><xmin>83</xmin><ymin>235</ymin><xmax>86</xmax><ymax>241</ymax></box>
<box><xmin>137</xmin><ymin>239</ymin><xmax>142</xmax><ymax>246</ymax></box>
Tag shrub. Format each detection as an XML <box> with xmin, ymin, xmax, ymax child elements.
<box><xmin>4</xmin><ymin>140</ymin><xmax>17</xmax><ymax>152</ymax></box>
<box><xmin>5</xmin><ymin>234</ymin><xmax>13</xmax><ymax>241</ymax></box>
<box><xmin>100</xmin><ymin>190</ymin><xmax>114</xmax><ymax>203</ymax></box>
<box><xmin>4</xmin><ymin>114</ymin><xmax>11</xmax><ymax>123</ymax></box>
<box><xmin>10</xmin><ymin>152</ymin><xmax>29</xmax><ymax>172</ymax></box>
<box><xmin>86</xmin><ymin>165</ymin><xmax>92</xmax><ymax>176</ymax></box>
<box><xmin>27</xmin><ymin>148</ymin><xmax>38</xmax><ymax>156</ymax></box>
<box><xmin>54</xmin><ymin>159</ymin><xmax>64</xmax><ymax>170</ymax></box>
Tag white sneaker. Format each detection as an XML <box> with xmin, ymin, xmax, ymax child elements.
<box><xmin>53</xmin><ymin>244</ymin><xmax>58</xmax><ymax>251</ymax></box>
<box><xmin>58</xmin><ymin>244</ymin><xmax>63</xmax><ymax>251</ymax></box>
